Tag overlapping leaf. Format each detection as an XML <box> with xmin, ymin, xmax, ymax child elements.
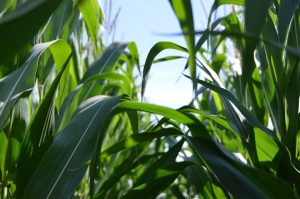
<box><xmin>0</xmin><ymin>40</ymin><xmax>71</xmax><ymax>131</ymax></box>
<box><xmin>0</xmin><ymin>0</ymin><xmax>63</xmax><ymax>64</ymax></box>
<box><xmin>24</xmin><ymin>96</ymin><xmax>121</xmax><ymax>199</ymax></box>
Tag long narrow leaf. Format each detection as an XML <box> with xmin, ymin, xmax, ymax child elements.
<box><xmin>16</xmin><ymin>54</ymin><xmax>72</xmax><ymax>198</ymax></box>
<box><xmin>0</xmin><ymin>40</ymin><xmax>71</xmax><ymax>131</ymax></box>
<box><xmin>0</xmin><ymin>0</ymin><xmax>63</xmax><ymax>64</ymax></box>
<box><xmin>24</xmin><ymin>96</ymin><xmax>121</xmax><ymax>198</ymax></box>
<box><xmin>141</xmin><ymin>42</ymin><xmax>187</xmax><ymax>98</ymax></box>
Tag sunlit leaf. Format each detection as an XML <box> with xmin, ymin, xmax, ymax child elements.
<box><xmin>0</xmin><ymin>40</ymin><xmax>71</xmax><ymax>131</ymax></box>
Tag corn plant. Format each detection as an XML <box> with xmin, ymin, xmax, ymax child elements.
<box><xmin>0</xmin><ymin>0</ymin><xmax>299</xmax><ymax>198</ymax></box>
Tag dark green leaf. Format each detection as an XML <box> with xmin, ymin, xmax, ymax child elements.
<box><xmin>16</xmin><ymin>54</ymin><xmax>72</xmax><ymax>198</ymax></box>
<box><xmin>24</xmin><ymin>96</ymin><xmax>121</xmax><ymax>199</ymax></box>
<box><xmin>0</xmin><ymin>0</ymin><xmax>63</xmax><ymax>64</ymax></box>
<box><xmin>187</xmin><ymin>136</ymin><xmax>295</xmax><ymax>199</ymax></box>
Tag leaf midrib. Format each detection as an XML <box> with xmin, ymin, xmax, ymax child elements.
<box><xmin>46</xmin><ymin>99</ymin><xmax>108</xmax><ymax>198</ymax></box>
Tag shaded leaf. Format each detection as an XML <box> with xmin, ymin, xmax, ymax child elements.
<box><xmin>187</xmin><ymin>136</ymin><xmax>295</xmax><ymax>199</ymax></box>
<box><xmin>16</xmin><ymin>54</ymin><xmax>72</xmax><ymax>198</ymax></box>
<box><xmin>242</xmin><ymin>0</ymin><xmax>272</xmax><ymax>87</ymax></box>
<box><xmin>0</xmin><ymin>0</ymin><xmax>63</xmax><ymax>64</ymax></box>
<box><xmin>24</xmin><ymin>96</ymin><xmax>121</xmax><ymax>199</ymax></box>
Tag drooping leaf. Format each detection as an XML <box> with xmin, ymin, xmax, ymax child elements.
<box><xmin>117</xmin><ymin>101</ymin><xmax>194</xmax><ymax>126</ymax></box>
<box><xmin>142</xmin><ymin>42</ymin><xmax>188</xmax><ymax>97</ymax></box>
<box><xmin>57</xmin><ymin>72</ymin><xmax>132</xmax><ymax>131</ymax></box>
<box><xmin>153</xmin><ymin>55</ymin><xmax>185</xmax><ymax>64</ymax></box>
<box><xmin>191</xmin><ymin>77</ymin><xmax>274</xmax><ymax>137</ymax></box>
<box><xmin>187</xmin><ymin>136</ymin><xmax>295</xmax><ymax>199</ymax></box>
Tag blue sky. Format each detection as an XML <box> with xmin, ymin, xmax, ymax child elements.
<box><xmin>105</xmin><ymin>0</ymin><xmax>213</xmax><ymax>108</ymax></box>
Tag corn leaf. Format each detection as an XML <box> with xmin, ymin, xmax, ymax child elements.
<box><xmin>0</xmin><ymin>0</ymin><xmax>63</xmax><ymax>64</ymax></box>
<box><xmin>0</xmin><ymin>40</ymin><xmax>71</xmax><ymax>131</ymax></box>
<box><xmin>187</xmin><ymin>136</ymin><xmax>295</xmax><ymax>199</ymax></box>
<box><xmin>168</xmin><ymin>0</ymin><xmax>196</xmax><ymax>87</ymax></box>
<box><xmin>16</xmin><ymin>54</ymin><xmax>72</xmax><ymax>198</ymax></box>
<box><xmin>24</xmin><ymin>96</ymin><xmax>121</xmax><ymax>199</ymax></box>
<box><xmin>142</xmin><ymin>42</ymin><xmax>188</xmax><ymax>98</ymax></box>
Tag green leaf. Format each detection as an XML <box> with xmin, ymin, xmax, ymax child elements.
<box><xmin>142</xmin><ymin>42</ymin><xmax>188</xmax><ymax>97</ymax></box>
<box><xmin>259</xmin><ymin>24</ymin><xmax>282</xmax><ymax>135</ymax></box>
<box><xmin>94</xmin><ymin>153</ymin><xmax>157</xmax><ymax>198</ymax></box>
<box><xmin>125</xmin><ymin>109</ymin><xmax>139</xmax><ymax>134</ymax></box>
<box><xmin>9</xmin><ymin>98</ymin><xmax>30</xmax><ymax>143</ymax></box>
<box><xmin>184</xmin><ymin>162</ymin><xmax>212</xmax><ymax>194</ymax></box>
<box><xmin>102</xmin><ymin>127</ymin><xmax>182</xmax><ymax>157</ymax></box>
<box><xmin>128</xmin><ymin>42</ymin><xmax>140</xmax><ymax>73</ymax></box>
<box><xmin>187</xmin><ymin>136</ymin><xmax>296</xmax><ymax>199</ymax></box>
<box><xmin>192</xmin><ymin>29</ymin><xmax>300</xmax><ymax>60</ymax></box>
<box><xmin>4</xmin><ymin>98</ymin><xmax>29</xmax><ymax>178</ymax></box>
<box><xmin>192</xmin><ymin>77</ymin><xmax>274</xmax><ymax>137</ymax></box>
<box><xmin>0</xmin><ymin>39</ymin><xmax>71</xmax><ymax>131</ymax></box>
<box><xmin>81</xmin><ymin>42</ymin><xmax>129</xmax><ymax>82</ymax></box>
<box><xmin>278</xmin><ymin>0</ymin><xmax>300</xmax><ymax>43</ymax></box>
<box><xmin>0</xmin><ymin>0</ymin><xmax>63</xmax><ymax>64</ymax></box>
<box><xmin>24</xmin><ymin>96</ymin><xmax>121</xmax><ymax>199</ymax></box>
<box><xmin>133</xmin><ymin>139</ymin><xmax>184</xmax><ymax>187</ymax></box>
<box><xmin>0</xmin><ymin>0</ymin><xmax>16</xmax><ymax>13</ymax></box>
<box><xmin>179</xmin><ymin>106</ymin><xmax>237</xmax><ymax>137</ymax></box>
<box><xmin>83</xmin><ymin>72</ymin><xmax>132</xmax><ymax>95</ymax></box>
<box><xmin>284</xmin><ymin>64</ymin><xmax>299</xmax><ymax>157</ymax></box>
<box><xmin>57</xmin><ymin>72</ymin><xmax>132</xmax><ymax>131</ymax></box>
<box><xmin>211</xmin><ymin>54</ymin><xmax>226</xmax><ymax>73</ymax></box>
<box><xmin>168</xmin><ymin>0</ymin><xmax>196</xmax><ymax>86</ymax></box>
<box><xmin>0</xmin><ymin>132</ymin><xmax>8</xmax><ymax>177</ymax></box>
<box><xmin>212</xmin><ymin>0</ymin><xmax>244</xmax><ymax>11</ymax></box>
<box><xmin>42</xmin><ymin>0</ymin><xmax>75</xmax><ymax>41</ymax></box>
<box><xmin>117</xmin><ymin>101</ymin><xmax>194</xmax><ymax>126</ymax></box>
<box><xmin>122</xmin><ymin>140</ymin><xmax>185</xmax><ymax>199</ymax></box>
<box><xmin>153</xmin><ymin>55</ymin><xmax>186</xmax><ymax>64</ymax></box>
<box><xmin>16</xmin><ymin>54</ymin><xmax>72</xmax><ymax>198</ymax></box>
<box><xmin>245</xmin><ymin>0</ymin><xmax>272</xmax><ymax>48</ymax></box>
<box><xmin>121</xmin><ymin>170</ymin><xmax>179</xmax><ymax>199</ymax></box>
<box><xmin>255</xmin><ymin>128</ymin><xmax>279</xmax><ymax>162</ymax></box>
<box><xmin>242</xmin><ymin>0</ymin><xmax>272</xmax><ymax>87</ymax></box>
<box><xmin>76</xmin><ymin>0</ymin><xmax>103</xmax><ymax>49</ymax></box>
